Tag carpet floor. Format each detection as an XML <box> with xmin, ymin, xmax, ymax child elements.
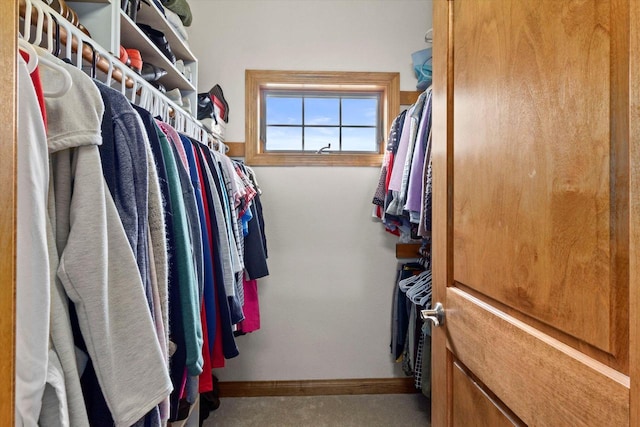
<box><xmin>202</xmin><ymin>393</ymin><xmax>431</xmax><ymax>427</ymax></box>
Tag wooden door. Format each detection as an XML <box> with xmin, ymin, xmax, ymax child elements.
<box><xmin>1</xmin><ymin>1</ymin><xmax>17</xmax><ymax>425</ymax></box>
<box><xmin>431</xmin><ymin>0</ymin><xmax>639</xmax><ymax>425</ymax></box>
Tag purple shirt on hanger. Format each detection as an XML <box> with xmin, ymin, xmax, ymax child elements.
<box><xmin>405</xmin><ymin>88</ymin><xmax>432</xmax><ymax>217</ymax></box>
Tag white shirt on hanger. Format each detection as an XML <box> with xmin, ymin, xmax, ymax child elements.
<box><xmin>16</xmin><ymin>53</ymin><xmax>52</xmax><ymax>427</ymax></box>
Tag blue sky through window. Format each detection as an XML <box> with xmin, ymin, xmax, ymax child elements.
<box><xmin>305</xmin><ymin>98</ymin><xmax>339</xmax><ymax>125</ymax></box>
<box><xmin>342</xmin><ymin>98</ymin><xmax>377</xmax><ymax>126</ymax></box>
<box><xmin>342</xmin><ymin>127</ymin><xmax>377</xmax><ymax>151</ymax></box>
<box><xmin>266</xmin><ymin>97</ymin><xmax>302</xmax><ymax>125</ymax></box>
<box><xmin>265</xmin><ymin>126</ymin><xmax>301</xmax><ymax>151</ymax></box>
<box><xmin>305</xmin><ymin>127</ymin><xmax>339</xmax><ymax>151</ymax></box>
<box><xmin>265</xmin><ymin>92</ymin><xmax>379</xmax><ymax>152</ymax></box>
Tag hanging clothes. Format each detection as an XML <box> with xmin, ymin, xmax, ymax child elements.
<box><xmin>373</xmin><ymin>87</ymin><xmax>433</xmax><ymax>240</ymax></box>
<box><xmin>374</xmin><ymin>87</ymin><xmax>433</xmax><ymax>399</ymax></box>
<box><xmin>154</xmin><ymin>121</ymin><xmax>204</xmax><ymax>377</ymax></box>
<box><xmin>16</xmin><ymin>51</ymin><xmax>51</xmax><ymax>427</ymax></box>
<box><xmin>17</xmin><ymin>28</ymin><xmax>270</xmax><ymax>426</ymax></box>
<box><xmin>40</xmin><ymin>49</ymin><xmax>172</xmax><ymax>427</ymax></box>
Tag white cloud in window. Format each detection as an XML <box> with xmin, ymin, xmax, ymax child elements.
<box><xmin>306</xmin><ymin>116</ymin><xmax>334</xmax><ymax>125</ymax></box>
<box><xmin>265</xmin><ymin>126</ymin><xmax>302</xmax><ymax>151</ymax></box>
<box><xmin>363</xmin><ymin>107</ymin><xmax>377</xmax><ymax>118</ymax></box>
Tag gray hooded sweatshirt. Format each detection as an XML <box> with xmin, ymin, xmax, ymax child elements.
<box><xmin>40</xmin><ymin>51</ymin><xmax>172</xmax><ymax>427</ymax></box>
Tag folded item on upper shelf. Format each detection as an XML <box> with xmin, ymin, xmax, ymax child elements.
<box><xmin>126</xmin><ymin>48</ymin><xmax>143</xmax><ymax>73</ymax></box>
<box><xmin>164</xmin><ymin>8</ymin><xmax>189</xmax><ymax>42</ymax></box>
<box><xmin>149</xmin><ymin>81</ymin><xmax>166</xmax><ymax>93</ymax></box>
<box><xmin>120</xmin><ymin>46</ymin><xmax>165</xmax><ymax>81</ymax></box>
<box><xmin>119</xmin><ymin>46</ymin><xmax>132</xmax><ymax>68</ymax></box>
<box><xmin>200</xmin><ymin>118</ymin><xmax>225</xmax><ymax>139</ymax></box>
<box><xmin>137</xmin><ymin>23</ymin><xmax>177</xmax><ymax>64</ymax></box>
<box><xmin>121</xmin><ymin>0</ymin><xmax>140</xmax><ymax>22</ymax></box>
<box><xmin>175</xmin><ymin>59</ymin><xmax>184</xmax><ymax>74</ymax></box>
<box><xmin>182</xmin><ymin>97</ymin><xmax>192</xmax><ymax>115</ymax></box>
<box><xmin>122</xmin><ymin>0</ymin><xmax>165</xmax><ymax>22</ymax></box>
<box><xmin>166</xmin><ymin>88</ymin><xmax>183</xmax><ymax>106</ymax></box>
<box><xmin>161</xmin><ymin>0</ymin><xmax>192</xmax><ymax>26</ymax></box>
<box><xmin>141</xmin><ymin>63</ymin><xmax>167</xmax><ymax>82</ymax></box>
<box><xmin>174</xmin><ymin>60</ymin><xmax>192</xmax><ymax>83</ymax></box>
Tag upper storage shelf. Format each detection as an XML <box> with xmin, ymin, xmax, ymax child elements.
<box><xmin>120</xmin><ymin>11</ymin><xmax>196</xmax><ymax>92</ymax></box>
<box><xmin>68</xmin><ymin>0</ymin><xmax>199</xmax><ymax>117</ymax></box>
<box><xmin>135</xmin><ymin>0</ymin><xmax>196</xmax><ymax>63</ymax></box>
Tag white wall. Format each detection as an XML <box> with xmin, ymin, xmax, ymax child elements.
<box><xmin>188</xmin><ymin>0</ymin><xmax>432</xmax><ymax>381</ymax></box>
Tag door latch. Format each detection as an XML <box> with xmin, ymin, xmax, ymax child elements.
<box><xmin>420</xmin><ymin>302</ymin><xmax>445</xmax><ymax>327</ymax></box>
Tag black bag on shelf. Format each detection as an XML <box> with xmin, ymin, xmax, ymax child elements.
<box><xmin>208</xmin><ymin>84</ymin><xmax>229</xmax><ymax>123</ymax></box>
<box><xmin>198</xmin><ymin>84</ymin><xmax>229</xmax><ymax>123</ymax></box>
<box><xmin>197</xmin><ymin>93</ymin><xmax>216</xmax><ymax>122</ymax></box>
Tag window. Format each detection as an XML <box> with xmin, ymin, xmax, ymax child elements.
<box><xmin>245</xmin><ymin>70</ymin><xmax>400</xmax><ymax>166</ymax></box>
<box><xmin>264</xmin><ymin>92</ymin><xmax>380</xmax><ymax>153</ymax></box>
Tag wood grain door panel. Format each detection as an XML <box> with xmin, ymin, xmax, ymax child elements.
<box><xmin>432</xmin><ymin>0</ymin><xmax>634</xmax><ymax>425</ymax></box>
<box><xmin>446</xmin><ymin>288</ymin><xmax>628</xmax><ymax>426</ymax></box>
<box><xmin>450</xmin><ymin>0</ymin><xmax>627</xmax><ymax>365</ymax></box>
<box><xmin>452</xmin><ymin>361</ymin><xmax>522</xmax><ymax>427</ymax></box>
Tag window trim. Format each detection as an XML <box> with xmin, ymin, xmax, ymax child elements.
<box><xmin>245</xmin><ymin>70</ymin><xmax>400</xmax><ymax>166</ymax></box>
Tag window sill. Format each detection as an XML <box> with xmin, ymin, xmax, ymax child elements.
<box><xmin>247</xmin><ymin>152</ymin><xmax>384</xmax><ymax>167</ymax></box>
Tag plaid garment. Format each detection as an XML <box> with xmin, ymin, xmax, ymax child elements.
<box><xmin>373</xmin><ymin>111</ymin><xmax>406</xmax><ymax>207</ymax></box>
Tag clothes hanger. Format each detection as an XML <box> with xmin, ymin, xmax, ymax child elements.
<box><xmin>105</xmin><ymin>56</ymin><xmax>114</xmax><ymax>86</ymax></box>
<box><xmin>57</xmin><ymin>14</ymin><xmax>74</xmax><ymax>61</ymax></box>
<box><xmin>405</xmin><ymin>270</ymin><xmax>432</xmax><ymax>302</ymax></box>
<box><xmin>164</xmin><ymin>99</ymin><xmax>172</xmax><ymax>124</ymax></box>
<box><xmin>206</xmin><ymin>133</ymin><xmax>215</xmax><ymax>150</ymax></box>
<box><xmin>146</xmin><ymin>85</ymin><xmax>161</xmax><ymax>116</ymax></box>
<box><xmin>37</xmin><ymin>51</ymin><xmax>73</xmax><ymax>98</ymax></box>
<box><xmin>398</xmin><ymin>273</ymin><xmax>421</xmax><ymax>293</ymax></box>
<box><xmin>30</xmin><ymin>0</ymin><xmax>208</xmax><ymax>145</ymax></box>
<box><xmin>398</xmin><ymin>268</ymin><xmax>429</xmax><ymax>292</ymax></box>
<box><xmin>417</xmin><ymin>287</ymin><xmax>432</xmax><ymax>307</ymax></box>
<box><xmin>149</xmin><ymin>88</ymin><xmax>157</xmax><ymax>114</ymax></box>
<box><xmin>22</xmin><ymin>0</ymin><xmax>34</xmax><ymax>42</ymax></box>
<box><xmin>129</xmin><ymin>78</ymin><xmax>139</xmax><ymax>103</ymax></box>
<box><xmin>216</xmin><ymin>136</ymin><xmax>227</xmax><ymax>154</ymax></box>
<box><xmin>148</xmin><ymin>90</ymin><xmax>159</xmax><ymax>117</ymax></box>
<box><xmin>424</xmin><ymin>28</ymin><xmax>433</xmax><ymax>44</ymax></box>
<box><xmin>31</xmin><ymin>2</ymin><xmax>46</xmax><ymax>47</ymax></box>
<box><xmin>47</xmin><ymin>14</ymin><xmax>62</xmax><ymax>58</ymax></box>
<box><xmin>84</xmin><ymin>41</ymin><xmax>98</xmax><ymax>79</ymax></box>
<box><xmin>242</xmin><ymin>165</ymin><xmax>261</xmax><ymax>193</ymax></box>
<box><xmin>185</xmin><ymin>114</ymin><xmax>192</xmax><ymax>136</ymax></box>
<box><xmin>18</xmin><ymin>38</ymin><xmax>73</xmax><ymax>98</ymax></box>
<box><xmin>139</xmin><ymin>84</ymin><xmax>150</xmax><ymax>112</ymax></box>
<box><xmin>418</xmin><ymin>253</ymin><xmax>430</xmax><ymax>270</ymax></box>
<box><xmin>17</xmin><ymin>38</ymin><xmax>38</xmax><ymax>73</ymax></box>
<box><xmin>170</xmin><ymin>103</ymin><xmax>180</xmax><ymax>129</ymax></box>
<box><xmin>407</xmin><ymin>270</ymin><xmax>432</xmax><ymax>306</ymax></box>
<box><xmin>409</xmin><ymin>279</ymin><xmax>432</xmax><ymax>307</ymax></box>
